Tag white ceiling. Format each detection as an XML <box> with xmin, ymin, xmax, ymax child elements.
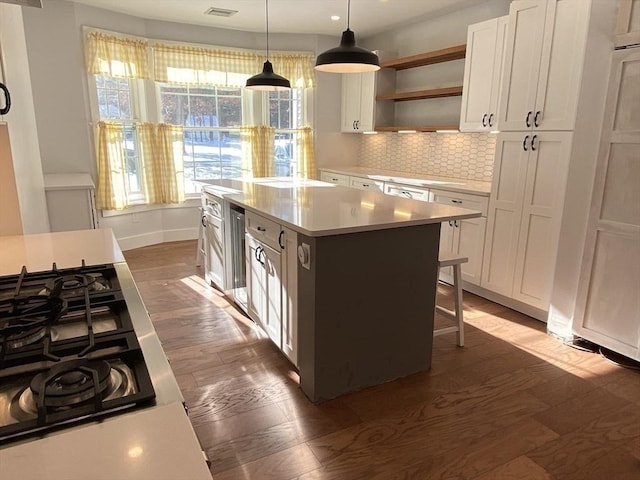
<box><xmin>66</xmin><ymin>0</ymin><xmax>487</xmax><ymax>37</ymax></box>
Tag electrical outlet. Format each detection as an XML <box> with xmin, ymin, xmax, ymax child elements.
<box><xmin>297</xmin><ymin>243</ymin><xmax>311</xmax><ymax>270</ymax></box>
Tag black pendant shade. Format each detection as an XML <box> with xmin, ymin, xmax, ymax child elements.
<box><xmin>246</xmin><ymin>0</ymin><xmax>291</xmax><ymax>91</ymax></box>
<box><xmin>246</xmin><ymin>60</ymin><xmax>291</xmax><ymax>90</ymax></box>
<box><xmin>315</xmin><ymin>28</ymin><xmax>380</xmax><ymax>73</ymax></box>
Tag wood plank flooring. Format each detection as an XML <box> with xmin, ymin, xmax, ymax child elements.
<box><xmin>124</xmin><ymin>240</ymin><xmax>640</xmax><ymax>480</ymax></box>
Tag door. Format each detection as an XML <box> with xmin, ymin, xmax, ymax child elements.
<box><xmin>204</xmin><ymin>211</ymin><xmax>225</xmax><ymax>290</ymax></box>
<box><xmin>457</xmin><ymin>216</ymin><xmax>487</xmax><ymax>285</ymax></box>
<box><xmin>341</xmin><ymin>73</ymin><xmax>361</xmax><ymax>132</ymax></box>
<box><xmin>498</xmin><ymin>0</ymin><xmax>548</xmax><ymax>131</ymax></box>
<box><xmin>511</xmin><ymin>131</ymin><xmax>572</xmax><ymax>309</ymax></box>
<box><xmin>481</xmin><ymin>132</ymin><xmax>529</xmax><ymax>295</ymax></box>
<box><xmin>262</xmin><ymin>242</ymin><xmax>282</xmax><ymax>349</ymax></box>
<box><xmin>280</xmin><ymin>227</ymin><xmax>298</xmax><ymax>366</ymax></box>
<box><xmin>460</xmin><ymin>17</ymin><xmax>507</xmax><ymax>132</ymax></box>
<box><xmin>245</xmin><ymin>233</ymin><xmax>266</xmax><ymax>324</ymax></box>
<box><xmin>573</xmin><ymin>48</ymin><xmax>640</xmax><ymax>360</ymax></box>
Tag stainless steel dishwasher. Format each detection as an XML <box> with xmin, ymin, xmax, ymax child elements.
<box><xmin>228</xmin><ymin>204</ymin><xmax>247</xmax><ymax>313</ymax></box>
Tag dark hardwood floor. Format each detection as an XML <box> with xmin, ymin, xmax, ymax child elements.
<box><xmin>124</xmin><ymin>240</ymin><xmax>640</xmax><ymax>480</ymax></box>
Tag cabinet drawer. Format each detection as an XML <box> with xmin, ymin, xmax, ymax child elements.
<box><xmin>430</xmin><ymin>189</ymin><xmax>489</xmax><ymax>216</ymax></box>
<box><xmin>246</xmin><ymin>211</ymin><xmax>282</xmax><ymax>251</ymax></box>
<box><xmin>384</xmin><ymin>182</ymin><xmax>432</xmax><ymax>202</ymax></box>
<box><xmin>349</xmin><ymin>176</ymin><xmax>384</xmax><ymax>191</ymax></box>
<box><xmin>320</xmin><ymin>171</ymin><xmax>350</xmax><ymax>186</ymax></box>
<box><xmin>203</xmin><ymin>192</ymin><xmax>224</xmax><ymax>218</ymax></box>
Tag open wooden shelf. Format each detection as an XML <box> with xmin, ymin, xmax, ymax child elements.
<box><xmin>376</xmin><ymin>86</ymin><xmax>463</xmax><ymax>102</ymax></box>
<box><xmin>380</xmin><ymin>44</ymin><xmax>467</xmax><ymax>70</ymax></box>
<box><xmin>374</xmin><ymin>125</ymin><xmax>460</xmax><ymax>133</ymax></box>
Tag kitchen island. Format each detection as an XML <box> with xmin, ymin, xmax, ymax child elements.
<box><xmin>0</xmin><ymin>229</ymin><xmax>211</xmax><ymax>480</ymax></box>
<box><xmin>203</xmin><ymin>178</ymin><xmax>481</xmax><ymax>402</ymax></box>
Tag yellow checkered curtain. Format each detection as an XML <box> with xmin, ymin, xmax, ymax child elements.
<box><xmin>85</xmin><ymin>31</ymin><xmax>150</xmax><ymax>79</ymax></box>
<box><xmin>240</xmin><ymin>126</ymin><xmax>275</xmax><ymax>178</ymax></box>
<box><xmin>259</xmin><ymin>53</ymin><xmax>315</xmax><ymax>88</ymax></box>
<box><xmin>95</xmin><ymin>121</ymin><xmax>133</xmax><ymax>210</ymax></box>
<box><xmin>295</xmin><ymin>127</ymin><xmax>316</xmax><ymax>178</ymax></box>
<box><xmin>150</xmin><ymin>124</ymin><xmax>185</xmax><ymax>204</ymax></box>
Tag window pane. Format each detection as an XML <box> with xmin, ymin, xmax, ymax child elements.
<box><xmin>188</xmin><ymin>95</ymin><xmax>217</xmax><ymax>127</ymax></box>
<box><xmin>118</xmin><ymin>90</ymin><xmax>132</xmax><ymax>119</ymax></box>
<box><xmin>123</xmin><ymin>125</ymin><xmax>142</xmax><ymax>194</ymax></box>
<box><xmin>218</xmin><ymin>96</ymin><xmax>241</xmax><ymax>126</ymax></box>
<box><xmin>221</xmin><ymin>132</ymin><xmax>242</xmax><ymax>179</ymax></box>
<box><xmin>274</xmin><ymin>132</ymin><xmax>294</xmax><ymax>177</ymax></box>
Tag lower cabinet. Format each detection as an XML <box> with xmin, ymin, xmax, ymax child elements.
<box><xmin>244</xmin><ymin>211</ymin><xmax>298</xmax><ymax>366</ymax></box>
<box><xmin>481</xmin><ymin>131</ymin><xmax>572</xmax><ymax>310</ymax></box>
<box><xmin>432</xmin><ymin>189</ymin><xmax>489</xmax><ymax>286</ymax></box>
<box><xmin>320</xmin><ymin>171</ymin><xmax>350</xmax><ymax>186</ymax></box>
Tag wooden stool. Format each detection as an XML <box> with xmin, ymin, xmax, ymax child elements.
<box><xmin>433</xmin><ymin>252</ymin><xmax>468</xmax><ymax>346</ymax></box>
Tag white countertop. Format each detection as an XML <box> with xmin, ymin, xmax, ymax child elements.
<box><xmin>0</xmin><ymin>228</ymin><xmax>124</xmax><ymax>276</ymax></box>
<box><xmin>0</xmin><ymin>229</ymin><xmax>211</xmax><ymax>480</ymax></box>
<box><xmin>203</xmin><ymin>178</ymin><xmax>481</xmax><ymax>237</ymax></box>
<box><xmin>320</xmin><ymin>166</ymin><xmax>492</xmax><ymax>196</ymax></box>
<box><xmin>0</xmin><ymin>403</ymin><xmax>212</xmax><ymax>480</ymax></box>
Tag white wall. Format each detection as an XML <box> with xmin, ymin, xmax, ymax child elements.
<box><xmin>0</xmin><ymin>3</ymin><xmax>49</xmax><ymax>234</ymax></box>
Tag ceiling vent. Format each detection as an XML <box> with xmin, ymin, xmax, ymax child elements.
<box><xmin>204</xmin><ymin>7</ymin><xmax>238</xmax><ymax>17</ymax></box>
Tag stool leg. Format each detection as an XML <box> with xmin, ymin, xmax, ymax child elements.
<box><xmin>453</xmin><ymin>263</ymin><xmax>464</xmax><ymax>346</ymax></box>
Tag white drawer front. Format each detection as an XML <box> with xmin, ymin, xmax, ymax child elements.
<box><xmin>246</xmin><ymin>211</ymin><xmax>282</xmax><ymax>250</ymax></box>
<box><xmin>384</xmin><ymin>182</ymin><xmax>432</xmax><ymax>202</ymax></box>
<box><xmin>320</xmin><ymin>171</ymin><xmax>350</xmax><ymax>186</ymax></box>
<box><xmin>349</xmin><ymin>176</ymin><xmax>384</xmax><ymax>191</ymax></box>
<box><xmin>430</xmin><ymin>188</ymin><xmax>489</xmax><ymax>216</ymax></box>
<box><xmin>203</xmin><ymin>192</ymin><xmax>224</xmax><ymax>218</ymax></box>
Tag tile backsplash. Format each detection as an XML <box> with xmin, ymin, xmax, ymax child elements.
<box><xmin>358</xmin><ymin>132</ymin><xmax>496</xmax><ymax>182</ymax></box>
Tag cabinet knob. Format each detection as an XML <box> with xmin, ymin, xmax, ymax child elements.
<box><xmin>451</xmin><ymin>199</ymin><xmax>462</xmax><ymax>204</ymax></box>
<box><xmin>257</xmin><ymin>226</ymin><xmax>266</xmax><ymax>232</ymax></box>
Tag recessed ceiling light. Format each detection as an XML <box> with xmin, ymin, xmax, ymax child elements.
<box><xmin>204</xmin><ymin>7</ymin><xmax>238</xmax><ymax>17</ymax></box>
<box><xmin>331</xmin><ymin>15</ymin><xmax>341</xmax><ymax>21</ymax></box>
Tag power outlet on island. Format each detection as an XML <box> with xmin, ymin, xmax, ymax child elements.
<box><xmin>297</xmin><ymin>243</ymin><xmax>311</xmax><ymax>270</ymax></box>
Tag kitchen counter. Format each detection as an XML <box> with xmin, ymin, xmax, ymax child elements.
<box><xmin>203</xmin><ymin>178</ymin><xmax>481</xmax><ymax>402</ymax></box>
<box><xmin>203</xmin><ymin>177</ymin><xmax>481</xmax><ymax>237</ymax></box>
<box><xmin>0</xmin><ymin>229</ymin><xmax>212</xmax><ymax>480</ymax></box>
<box><xmin>320</xmin><ymin>166</ymin><xmax>492</xmax><ymax>196</ymax></box>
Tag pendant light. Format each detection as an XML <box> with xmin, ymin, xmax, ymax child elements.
<box><xmin>246</xmin><ymin>0</ymin><xmax>291</xmax><ymax>91</ymax></box>
<box><xmin>315</xmin><ymin>0</ymin><xmax>380</xmax><ymax>73</ymax></box>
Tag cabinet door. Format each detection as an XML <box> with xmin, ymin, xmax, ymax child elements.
<box><xmin>511</xmin><ymin>132</ymin><xmax>572</xmax><ymax>309</ymax></box>
<box><xmin>358</xmin><ymin>71</ymin><xmax>376</xmax><ymax>132</ymax></box>
<box><xmin>481</xmin><ymin>133</ymin><xmax>529</xmax><ymax>296</ymax></box>
<box><xmin>204</xmin><ymin>212</ymin><xmax>225</xmax><ymax>290</ymax></box>
<box><xmin>263</xmin><ymin>243</ymin><xmax>283</xmax><ymax>349</ymax></box>
<box><xmin>457</xmin><ymin>216</ymin><xmax>487</xmax><ymax>285</ymax></box>
<box><xmin>245</xmin><ymin>233</ymin><xmax>265</xmax><ymax>325</ymax></box>
<box><xmin>574</xmin><ymin>47</ymin><xmax>640</xmax><ymax>360</ymax></box>
<box><xmin>498</xmin><ymin>0</ymin><xmax>548</xmax><ymax>131</ymax></box>
<box><xmin>533</xmin><ymin>0</ymin><xmax>589</xmax><ymax>131</ymax></box>
<box><xmin>460</xmin><ymin>17</ymin><xmax>504</xmax><ymax>132</ymax></box>
<box><xmin>341</xmin><ymin>73</ymin><xmax>362</xmax><ymax>132</ymax></box>
<box><xmin>280</xmin><ymin>227</ymin><xmax>298</xmax><ymax>365</ymax></box>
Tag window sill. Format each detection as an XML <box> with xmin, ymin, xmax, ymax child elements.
<box><xmin>100</xmin><ymin>197</ymin><xmax>200</xmax><ymax>218</ymax></box>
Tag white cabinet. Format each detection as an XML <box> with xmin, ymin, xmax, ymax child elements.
<box><xmin>482</xmin><ymin>132</ymin><xmax>572</xmax><ymax>310</ymax></box>
<box><xmin>572</xmin><ymin>47</ymin><xmax>640</xmax><ymax>361</ymax></box>
<box><xmin>44</xmin><ymin>174</ymin><xmax>97</xmax><ymax>232</ymax></box>
<box><xmin>202</xmin><ymin>192</ymin><xmax>226</xmax><ymax>290</ymax></box>
<box><xmin>459</xmin><ymin>16</ymin><xmax>508</xmax><ymax>132</ymax></box>
<box><xmin>245</xmin><ymin>233</ymin><xmax>282</xmax><ymax>348</ymax></box>
<box><xmin>384</xmin><ymin>182</ymin><xmax>432</xmax><ymax>202</ymax></box>
<box><xmin>341</xmin><ymin>71</ymin><xmax>376</xmax><ymax>132</ymax></box>
<box><xmin>432</xmin><ymin>189</ymin><xmax>489</xmax><ymax>286</ymax></box>
<box><xmin>498</xmin><ymin>0</ymin><xmax>590</xmax><ymax>132</ymax></box>
<box><xmin>320</xmin><ymin>171</ymin><xmax>350</xmax><ymax>186</ymax></box>
<box><xmin>349</xmin><ymin>175</ymin><xmax>384</xmax><ymax>191</ymax></box>
<box><xmin>244</xmin><ymin>211</ymin><xmax>298</xmax><ymax>366</ymax></box>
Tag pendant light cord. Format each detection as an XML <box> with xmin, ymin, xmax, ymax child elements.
<box><xmin>265</xmin><ymin>0</ymin><xmax>270</xmax><ymax>59</ymax></box>
<box><xmin>347</xmin><ymin>0</ymin><xmax>351</xmax><ymax>29</ymax></box>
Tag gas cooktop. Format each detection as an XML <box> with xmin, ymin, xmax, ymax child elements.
<box><xmin>0</xmin><ymin>262</ymin><xmax>156</xmax><ymax>443</ymax></box>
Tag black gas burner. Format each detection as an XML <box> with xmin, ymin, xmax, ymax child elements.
<box><xmin>0</xmin><ymin>262</ymin><xmax>155</xmax><ymax>443</ymax></box>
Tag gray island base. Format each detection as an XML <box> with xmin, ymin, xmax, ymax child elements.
<box><xmin>297</xmin><ymin>223</ymin><xmax>439</xmax><ymax>402</ymax></box>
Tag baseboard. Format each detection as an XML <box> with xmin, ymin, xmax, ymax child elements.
<box><xmin>118</xmin><ymin>227</ymin><xmax>198</xmax><ymax>251</ymax></box>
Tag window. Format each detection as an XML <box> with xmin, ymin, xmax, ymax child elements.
<box><xmin>159</xmin><ymin>84</ymin><xmax>244</xmax><ymax>193</ymax></box>
<box><xmin>95</xmin><ymin>75</ymin><xmax>144</xmax><ymax>196</ymax></box>
<box><xmin>268</xmin><ymin>89</ymin><xmax>304</xmax><ymax>177</ymax></box>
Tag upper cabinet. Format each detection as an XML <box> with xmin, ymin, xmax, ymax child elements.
<box><xmin>341</xmin><ymin>72</ymin><xmax>376</xmax><ymax>133</ymax></box>
<box><xmin>497</xmin><ymin>0</ymin><xmax>590</xmax><ymax>132</ymax></box>
<box><xmin>459</xmin><ymin>16</ymin><xmax>508</xmax><ymax>132</ymax></box>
